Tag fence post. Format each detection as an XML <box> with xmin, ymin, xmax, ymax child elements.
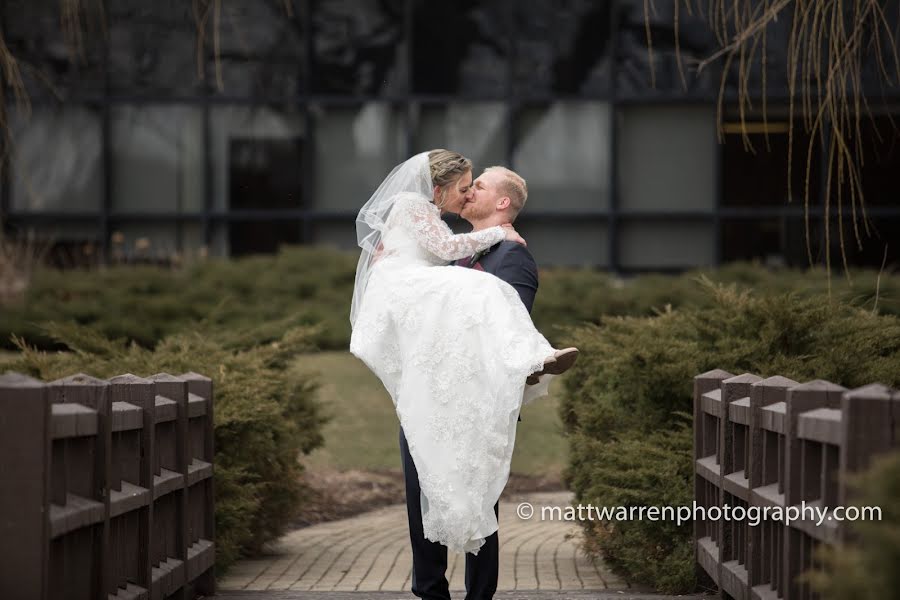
<box><xmin>840</xmin><ymin>384</ymin><xmax>898</xmax><ymax>534</ymax></box>
<box><xmin>693</xmin><ymin>368</ymin><xmax>733</xmax><ymax>594</ymax></box>
<box><xmin>0</xmin><ymin>372</ymin><xmax>50</xmax><ymax>600</ymax></box>
<box><xmin>149</xmin><ymin>373</ymin><xmax>189</xmax><ymax>600</ymax></box>
<box><xmin>783</xmin><ymin>379</ymin><xmax>845</xmax><ymax>600</ymax></box>
<box><xmin>47</xmin><ymin>373</ymin><xmax>111</xmax><ymax>600</ymax></box>
<box><xmin>108</xmin><ymin>373</ymin><xmax>156</xmax><ymax>595</ymax></box>
<box><xmin>718</xmin><ymin>373</ymin><xmax>762</xmax><ymax>600</ymax></box>
<box><xmin>181</xmin><ymin>372</ymin><xmax>215</xmax><ymax>596</ymax></box>
<box><xmin>747</xmin><ymin>375</ymin><xmax>797</xmax><ymax>600</ymax></box>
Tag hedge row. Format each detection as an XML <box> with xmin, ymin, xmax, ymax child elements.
<box><xmin>560</xmin><ymin>278</ymin><xmax>900</xmax><ymax>593</ymax></box>
<box><xmin>2</xmin><ymin>246</ymin><xmax>898</xmax><ymax>353</ymax></box>
<box><xmin>6</xmin><ymin>321</ymin><xmax>328</xmax><ymax>573</ymax></box>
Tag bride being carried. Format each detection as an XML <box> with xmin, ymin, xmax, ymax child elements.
<box><xmin>349</xmin><ymin>150</ymin><xmax>577</xmax><ymax>556</ymax></box>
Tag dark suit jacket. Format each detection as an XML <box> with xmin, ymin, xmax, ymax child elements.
<box><xmin>454</xmin><ymin>240</ymin><xmax>540</xmax><ymax>422</ymax></box>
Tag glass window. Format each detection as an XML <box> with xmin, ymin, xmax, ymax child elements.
<box><xmin>412</xmin><ymin>0</ymin><xmax>510</xmax><ymax>95</ymax></box>
<box><xmin>856</xmin><ymin>115</ymin><xmax>900</xmax><ymax>207</ymax></box>
<box><xmin>228</xmin><ymin>219</ymin><xmax>302</xmax><ymax>257</ymax></box>
<box><xmin>111</xmin><ymin>106</ymin><xmax>205</xmax><ymax>214</ymax></box>
<box><xmin>311</xmin><ymin>221</ymin><xmax>358</xmax><ymax>251</ymax></box>
<box><xmin>723</xmin><ymin>11</ymin><xmax>793</xmax><ymax>95</ymax></box>
<box><xmin>209</xmin><ymin>106</ymin><xmax>307</xmax><ymax>212</ymax></box>
<box><xmin>619</xmin><ymin>221</ymin><xmax>714</xmax><ymax>268</ymax></box>
<box><xmin>411</xmin><ymin>103</ymin><xmax>507</xmax><ymax>171</ymax></box>
<box><xmin>513</xmin><ymin>221</ymin><xmax>608</xmax><ymax>267</ymax></box>
<box><xmin>108</xmin><ymin>223</ymin><xmax>202</xmax><ymax>263</ymax></box>
<box><xmin>3</xmin><ymin>222</ymin><xmax>101</xmax><ymax>268</ymax></box>
<box><xmin>722</xmin><ymin>119</ymin><xmax>821</xmax><ymax>207</ymax></box>
<box><xmin>10</xmin><ymin>106</ymin><xmax>103</xmax><ymax>213</ymax></box>
<box><xmin>312</xmin><ymin>0</ymin><xmax>406</xmax><ymax>95</ymax></box>
<box><xmin>5</xmin><ymin>0</ymin><xmax>105</xmax><ymax>99</ymax></box>
<box><xmin>108</xmin><ymin>1</ymin><xmax>202</xmax><ymax>97</ymax></box>
<box><xmin>513</xmin><ymin>1</ymin><xmax>612</xmax><ymax>97</ymax></box>
<box><xmin>206</xmin><ymin>1</ymin><xmax>307</xmax><ymax>98</ymax></box>
<box><xmin>513</xmin><ymin>102</ymin><xmax>611</xmax><ymax>212</ymax></box>
<box><xmin>722</xmin><ymin>217</ymin><xmax>819</xmax><ymax>267</ymax></box>
<box><xmin>617</xmin><ymin>106</ymin><xmax>716</xmax><ymax>213</ymax></box>
<box><xmin>820</xmin><ymin>217</ymin><xmax>900</xmax><ymax>269</ymax></box>
<box><xmin>312</xmin><ymin>103</ymin><xmax>405</xmax><ymax>211</ymax></box>
<box><xmin>616</xmin><ymin>0</ymin><xmax>717</xmax><ymax>98</ymax></box>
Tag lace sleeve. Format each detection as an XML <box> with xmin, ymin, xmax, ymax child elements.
<box><xmin>395</xmin><ymin>194</ymin><xmax>506</xmax><ymax>261</ymax></box>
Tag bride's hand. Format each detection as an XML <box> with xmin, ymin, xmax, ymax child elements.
<box><xmin>502</xmin><ymin>223</ymin><xmax>527</xmax><ymax>247</ymax></box>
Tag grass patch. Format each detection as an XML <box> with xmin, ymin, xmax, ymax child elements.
<box><xmin>297</xmin><ymin>351</ymin><xmax>568</xmax><ymax>479</ymax></box>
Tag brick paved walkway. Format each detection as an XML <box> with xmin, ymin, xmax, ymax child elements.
<box><xmin>218</xmin><ymin>491</ymin><xmax>644</xmax><ymax>595</ymax></box>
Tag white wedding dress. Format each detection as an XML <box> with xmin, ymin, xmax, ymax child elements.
<box><xmin>350</xmin><ymin>190</ymin><xmax>556</xmax><ymax>555</ymax></box>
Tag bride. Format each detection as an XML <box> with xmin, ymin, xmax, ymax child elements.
<box><xmin>349</xmin><ymin>150</ymin><xmax>577</xmax><ymax>555</ymax></box>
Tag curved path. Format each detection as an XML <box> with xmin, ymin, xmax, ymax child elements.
<box><xmin>218</xmin><ymin>491</ymin><xmax>702</xmax><ymax>597</ymax></box>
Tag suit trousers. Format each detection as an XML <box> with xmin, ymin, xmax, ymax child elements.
<box><xmin>399</xmin><ymin>426</ymin><xmax>500</xmax><ymax>600</ymax></box>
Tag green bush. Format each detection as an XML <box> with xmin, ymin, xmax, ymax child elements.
<box><xmin>805</xmin><ymin>450</ymin><xmax>900</xmax><ymax>600</ymax></box>
<box><xmin>560</xmin><ymin>279</ymin><xmax>900</xmax><ymax>593</ymax></box>
<box><xmin>7</xmin><ymin>321</ymin><xmax>328</xmax><ymax>573</ymax></box>
<box><xmin>567</xmin><ymin>417</ymin><xmax>696</xmax><ymax>593</ymax></box>
<box><xmin>533</xmin><ymin>262</ymin><xmax>900</xmax><ymax>346</ymax></box>
<box><xmin>3</xmin><ymin>246</ymin><xmax>898</xmax><ymax>354</ymax></box>
<box><xmin>0</xmin><ymin>246</ymin><xmax>357</xmax><ymax>352</ymax></box>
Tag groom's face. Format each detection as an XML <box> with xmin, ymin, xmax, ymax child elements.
<box><xmin>462</xmin><ymin>171</ymin><xmax>502</xmax><ymax>222</ymax></box>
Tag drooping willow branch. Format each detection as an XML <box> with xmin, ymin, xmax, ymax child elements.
<box><xmin>646</xmin><ymin>0</ymin><xmax>900</xmax><ymax>280</ymax></box>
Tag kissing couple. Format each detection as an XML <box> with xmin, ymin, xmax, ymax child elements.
<box><xmin>349</xmin><ymin>150</ymin><xmax>578</xmax><ymax>600</ymax></box>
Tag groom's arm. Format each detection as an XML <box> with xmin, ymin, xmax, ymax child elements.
<box><xmin>494</xmin><ymin>243</ymin><xmax>539</xmax><ymax>313</ymax></box>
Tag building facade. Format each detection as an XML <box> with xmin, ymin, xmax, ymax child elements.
<box><xmin>2</xmin><ymin>0</ymin><xmax>898</xmax><ymax>270</ymax></box>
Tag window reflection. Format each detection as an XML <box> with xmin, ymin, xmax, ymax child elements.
<box><xmin>108</xmin><ymin>1</ymin><xmax>201</xmax><ymax>97</ymax></box>
<box><xmin>616</xmin><ymin>0</ymin><xmax>717</xmax><ymax>97</ymax></box>
<box><xmin>10</xmin><ymin>107</ymin><xmax>103</xmax><ymax>213</ymax></box>
<box><xmin>412</xmin><ymin>0</ymin><xmax>510</xmax><ymax>95</ymax></box>
<box><xmin>721</xmin><ymin>218</ymin><xmax>817</xmax><ymax>267</ymax></box>
<box><xmin>111</xmin><ymin>106</ymin><xmax>205</xmax><ymax>214</ymax></box>
<box><xmin>617</xmin><ymin>106</ymin><xmax>715</xmax><ymax>213</ymax></box>
<box><xmin>619</xmin><ymin>221</ymin><xmax>714</xmax><ymax>268</ymax></box>
<box><xmin>513</xmin><ymin>102</ymin><xmax>611</xmax><ymax>212</ymax></box>
<box><xmin>312</xmin><ymin>0</ymin><xmax>406</xmax><ymax>95</ymax></box>
<box><xmin>412</xmin><ymin>103</ymin><xmax>507</xmax><ymax>171</ymax></box>
<box><xmin>722</xmin><ymin>119</ymin><xmax>821</xmax><ymax>207</ymax></box>
<box><xmin>513</xmin><ymin>1</ymin><xmax>612</xmax><ymax>96</ymax></box>
<box><xmin>209</xmin><ymin>106</ymin><xmax>307</xmax><ymax>212</ymax></box>
<box><xmin>207</xmin><ymin>1</ymin><xmax>306</xmax><ymax>98</ymax></box>
<box><xmin>514</xmin><ymin>222</ymin><xmax>608</xmax><ymax>267</ymax></box>
<box><xmin>6</xmin><ymin>0</ymin><xmax>105</xmax><ymax>99</ymax></box>
<box><xmin>312</xmin><ymin>103</ymin><xmax>405</xmax><ymax>211</ymax></box>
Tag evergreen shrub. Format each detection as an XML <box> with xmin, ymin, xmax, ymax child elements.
<box><xmin>560</xmin><ymin>279</ymin><xmax>900</xmax><ymax>593</ymax></box>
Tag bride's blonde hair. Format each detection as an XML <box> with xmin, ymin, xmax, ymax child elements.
<box><xmin>428</xmin><ymin>149</ymin><xmax>472</xmax><ymax>208</ymax></box>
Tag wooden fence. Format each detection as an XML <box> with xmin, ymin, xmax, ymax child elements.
<box><xmin>693</xmin><ymin>370</ymin><xmax>899</xmax><ymax>600</ymax></box>
<box><xmin>0</xmin><ymin>371</ymin><xmax>215</xmax><ymax>600</ymax></box>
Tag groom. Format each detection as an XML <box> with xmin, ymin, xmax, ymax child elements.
<box><xmin>399</xmin><ymin>165</ymin><xmax>536</xmax><ymax>600</ymax></box>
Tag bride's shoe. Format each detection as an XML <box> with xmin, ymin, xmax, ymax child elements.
<box><xmin>529</xmin><ymin>347</ymin><xmax>579</xmax><ymax>382</ymax></box>
<box><xmin>543</xmin><ymin>348</ymin><xmax>579</xmax><ymax>375</ymax></box>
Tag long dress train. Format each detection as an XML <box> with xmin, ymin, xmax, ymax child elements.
<box><xmin>350</xmin><ymin>191</ymin><xmax>555</xmax><ymax>555</ymax></box>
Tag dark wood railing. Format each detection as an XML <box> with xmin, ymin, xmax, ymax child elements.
<box><xmin>693</xmin><ymin>370</ymin><xmax>898</xmax><ymax>600</ymax></box>
<box><xmin>0</xmin><ymin>371</ymin><xmax>215</xmax><ymax>600</ymax></box>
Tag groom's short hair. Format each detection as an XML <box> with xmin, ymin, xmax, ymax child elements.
<box><xmin>484</xmin><ymin>166</ymin><xmax>527</xmax><ymax>220</ymax></box>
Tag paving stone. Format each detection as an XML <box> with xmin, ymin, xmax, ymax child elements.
<box><xmin>219</xmin><ymin>491</ymin><xmax>668</xmax><ymax>595</ymax></box>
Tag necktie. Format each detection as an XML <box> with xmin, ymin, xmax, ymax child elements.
<box><xmin>458</xmin><ymin>254</ymin><xmax>477</xmax><ymax>269</ymax></box>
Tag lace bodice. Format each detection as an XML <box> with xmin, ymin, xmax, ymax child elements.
<box><xmin>379</xmin><ymin>192</ymin><xmax>506</xmax><ymax>266</ymax></box>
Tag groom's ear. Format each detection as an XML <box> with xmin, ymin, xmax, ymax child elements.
<box><xmin>497</xmin><ymin>196</ymin><xmax>511</xmax><ymax>211</ymax></box>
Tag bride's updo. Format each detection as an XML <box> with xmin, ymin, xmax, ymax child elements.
<box><xmin>428</xmin><ymin>149</ymin><xmax>472</xmax><ymax>207</ymax></box>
